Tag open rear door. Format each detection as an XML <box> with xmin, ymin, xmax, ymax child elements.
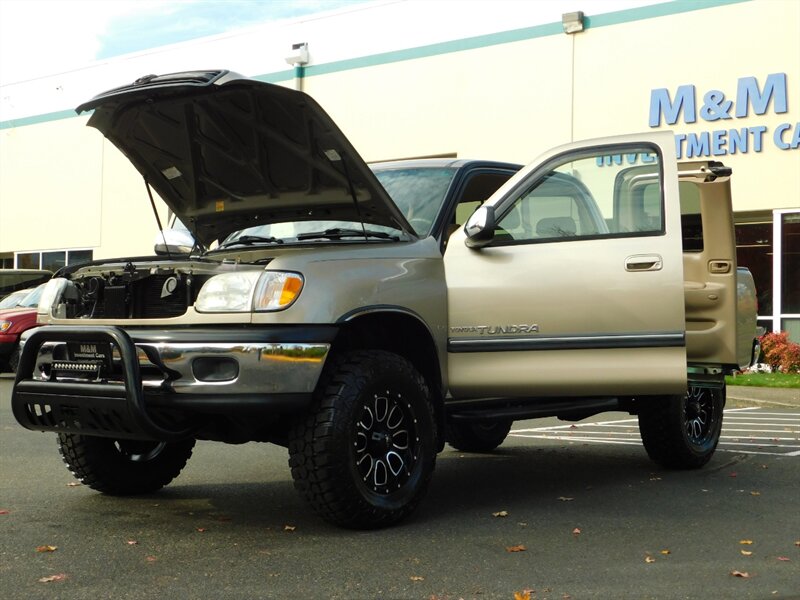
<box><xmin>677</xmin><ymin>162</ymin><xmax>739</xmax><ymax>369</ymax></box>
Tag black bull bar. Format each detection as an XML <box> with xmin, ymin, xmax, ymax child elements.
<box><xmin>12</xmin><ymin>326</ymin><xmax>191</xmax><ymax>441</ymax></box>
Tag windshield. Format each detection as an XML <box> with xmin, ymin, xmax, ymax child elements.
<box><xmin>18</xmin><ymin>283</ymin><xmax>46</xmax><ymax>308</ymax></box>
<box><xmin>373</xmin><ymin>167</ymin><xmax>456</xmax><ymax>236</ymax></box>
<box><xmin>0</xmin><ymin>289</ymin><xmax>29</xmax><ymax>309</ymax></box>
<box><xmin>218</xmin><ymin>219</ymin><xmax>404</xmax><ymax>249</ymax></box>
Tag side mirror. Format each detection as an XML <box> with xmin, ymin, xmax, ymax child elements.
<box><xmin>464</xmin><ymin>205</ymin><xmax>496</xmax><ymax>249</ymax></box>
<box><xmin>154</xmin><ymin>228</ymin><xmax>196</xmax><ymax>255</ymax></box>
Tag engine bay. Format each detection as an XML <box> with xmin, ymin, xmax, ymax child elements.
<box><xmin>53</xmin><ymin>261</ymin><xmax>216</xmax><ymax>319</ymax></box>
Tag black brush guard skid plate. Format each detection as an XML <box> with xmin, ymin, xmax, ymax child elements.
<box><xmin>12</xmin><ymin>326</ymin><xmax>191</xmax><ymax>441</ymax></box>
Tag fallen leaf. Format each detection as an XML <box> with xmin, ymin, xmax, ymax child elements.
<box><xmin>38</xmin><ymin>574</ymin><xmax>67</xmax><ymax>583</ymax></box>
<box><xmin>730</xmin><ymin>570</ymin><xmax>751</xmax><ymax>578</ymax></box>
<box><xmin>492</xmin><ymin>510</ymin><xmax>508</xmax><ymax>517</ymax></box>
<box><xmin>660</xmin><ymin>549</ymin><xmax>671</xmax><ymax>555</ymax></box>
<box><xmin>750</xmin><ymin>491</ymin><xmax>761</xmax><ymax>496</ymax></box>
<box><xmin>572</xmin><ymin>527</ymin><xmax>582</xmax><ymax>535</ymax></box>
<box><xmin>514</xmin><ymin>591</ymin><xmax>532</xmax><ymax>600</ymax></box>
<box><xmin>795</xmin><ymin>541</ymin><xmax>800</xmax><ymax>547</ymax></box>
<box><xmin>645</xmin><ymin>555</ymin><xmax>656</xmax><ymax>563</ymax></box>
<box><xmin>506</xmin><ymin>544</ymin><xmax>527</xmax><ymax>553</ymax></box>
<box><xmin>0</xmin><ymin>509</ymin><xmax>9</xmax><ymax>515</ymax></box>
<box><xmin>557</xmin><ymin>497</ymin><xmax>574</xmax><ymax>502</ymax></box>
<box><xmin>146</xmin><ymin>556</ymin><xmax>157</xmax><ymax>563</ymax></box>
<box><xmin>126</xmin><ymin>540</ymin><xmax>138</xmax><ymax>546</ymax></box>
<box><xmin>739</xmin><ymin>540</ymin><xmax>754</xmax><ymax>545</ymax></box>
<box><xmin>283</xmin><ymin>525</ymin><xmax>296</xmax><ymax>532</ymax></box>
<box><xmin>729</xmin><ymin>472</ymin><xmax>738</xmax><ymax>478</ymax></box>
<box><xmin>66</xmin><ymin>482</ymin><xmax>81</xmax><ymax>487</ymax></box>
<box><xmin>741</xmin><ymin>550</ymin><xmax>753</xmax><ymax>556</ymax></box>
<box><xmin>777</xmin><ymin>556</ymin><xmax>791</xmax><ymax>562</ymax></box>
<box><xmin>196</xmin><ymin>528</ymin><xmax>207</xmax><ymax>533</ymax></box>
<box><xmin>410</xmin><ymin>576</ymin><xmax>424</xmax><ymax>582</ymax></box>
<box><xmin>35</xmin><ymin>545</ymin><xmax>57</xmax><ymax>553</ymax></box>
<box><xmin>569</xmin><ymin>424</ymin><xmax>578</xmax><ymax>429</ymax></box>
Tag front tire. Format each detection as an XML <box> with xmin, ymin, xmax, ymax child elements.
<box><xmin>638</xmin><ymin>384</ymin><xmax>724</xmax><ymax>469</ymax></box>
<box><xmin>288</xmin><ymin>350</ymin><xmax>437</xmax><ymax>529</ymax></box>
<box><xmin>446</xmin><ymin>419</ymin><xmax>512</xmax><ymax>452</ymax></box>
<box><xmin>58</xmin><ymin>434</ymin><xmax>195</xmax><ymax>494</ymax></box>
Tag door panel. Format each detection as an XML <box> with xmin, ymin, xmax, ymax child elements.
<box><xmin>445</xmin><ymin>132</ymin><xmax>687</xmax><ymax>399</ymax></box>
<box><xmin>678</xmin><ymin>163</ymin><xmax>738</xmax><ymax>367</ymax></box>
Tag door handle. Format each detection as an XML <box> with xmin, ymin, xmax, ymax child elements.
<box><xmin>625</xmin><ymin>254</ymin><xmax>663</xmax><ymax>272</ymax></box>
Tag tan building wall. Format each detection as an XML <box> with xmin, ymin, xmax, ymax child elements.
<box><xmin>0</xmin><ymin>0</ymin><xmax>798</xmax><ymax>269</ymax></box>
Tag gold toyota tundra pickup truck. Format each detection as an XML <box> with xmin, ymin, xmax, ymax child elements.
<box><xmin>12</xmin><ymin>70</ymin><xmax>759</xmax><ymax>529</ymax></box>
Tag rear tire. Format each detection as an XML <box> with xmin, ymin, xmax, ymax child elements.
<box><xmin>446</xmin><ymin>419</ymin><xmax>512</xmax><ymax>452</ymax></box>
<box><xmin>288</xmin><ymin>350</ymin><xmax>437</xmax><ymax>529</ymax></box>
<box><xmin>638</xmin><ymin>384</ymin><xmax>724</xmax><ymax>469</ymax></box>
<box><xmin>58</xmin><ymin>434</ymin><xmax>195</xmax><ymax>494</ymax></box>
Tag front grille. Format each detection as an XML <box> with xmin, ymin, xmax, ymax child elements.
<box><xmin>137</xmin><ymin>274</ymin><xmax>187</xmax><ymax>318</ymax></box>
<box><xmin>85</xmin><ymin>274</ymin><xmax>189</xmax><ymax>319</ymax></box>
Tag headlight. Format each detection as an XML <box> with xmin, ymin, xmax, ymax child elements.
<box><xmin>195</xmin><ymin>271</ymin><xmax>303</xmax><ymax>313</ymax></box>
<box><xmin>195</xmin><ymin>272</ymin><xmax>261</xmax><ymax>312</ymax></box>
<box><xmin>0</xmin><ymin>320</ymin><xmax>11</xmax><ymax>332</ymax></box>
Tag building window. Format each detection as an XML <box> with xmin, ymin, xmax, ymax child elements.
<box><xmin>67</xmin><ymin>249</ymin><xmax>93</xmax><ymax>266</ymax></box>
<box><xmin>735</xmin><ymin>217</ymin><xmax>773</xmax><ymax>323</ymax></box>
<box><xmin>779</xmin><ymin>211</ymin><xmax>800</xmax><ymax>342</ymax></box>
<box><xmin>14</xmin><ymin>249</ymin><xmax>94</xmax><ymax>271</ymax></box>
<box><xmin>16</xmin><ymin>252</ymin><xmax>41</xmax><ymax>269</ymax></box>
<box><xmin>42</xmin><ymin>251</ymin><xmax>66</xmax><ymax>272</ymax></box>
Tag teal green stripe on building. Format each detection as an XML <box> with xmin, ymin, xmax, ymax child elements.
<box><xmin>305</xmin><ymin>21</ymin><xmax>563</xmax><ymax>78</ymax></box>
<box><xmin>0</xmin><ymin>109</ymin><xmax>78</xmax><ymax>130</ymax></box>
<box><xmin>585</xmin><ymin>0</ymin><xmax>752</xmax><ymax>28</ymax></box>
<box><xmin>0</xmin><ymin>0</ymin><xmax>753</xmax><ymax>130</ymax></box>
<box><xmin>251</xmin><ymin>69</ymin><xmax>296</xmax><ymax>84</ymax></box>
<box><xmin>303</xmin><ymin>0</ymin><xmax>750</xmax><ymax>79</ymax></box>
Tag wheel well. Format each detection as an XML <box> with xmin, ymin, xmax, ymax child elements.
<box><xmin>333</xmin><ymin>311</ymin><xmax>445</xmax><ymax>447</ymax></box>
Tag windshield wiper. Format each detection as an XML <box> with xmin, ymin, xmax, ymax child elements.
<box><xmin>217</xmin><ymin>235</ymin><xmax>283</xmax><ymax>249</ymax></box>
<box><xmin>296</xmin><ymin>228</ymin><xmax>400</xmax><ymax>241</ymax></box>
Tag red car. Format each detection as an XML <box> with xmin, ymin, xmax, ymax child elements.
<box><xmin>0</xmin><ymin>284</ymin><xmax>46</xmax><ymax>373</ymax></box>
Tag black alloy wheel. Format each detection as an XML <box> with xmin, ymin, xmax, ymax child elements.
<box><xmin>638</xmin><ymin>384</ymin><xmax>725</xmax><ymax>469</ymax></box>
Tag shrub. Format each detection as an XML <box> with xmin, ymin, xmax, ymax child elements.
<box><xmin>759</xmin><ymin>331</ymin><xmax>800</xmax><ymax>374</ymax></box>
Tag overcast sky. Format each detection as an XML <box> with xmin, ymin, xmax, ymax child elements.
<box><xmin>0</xmin><ymin>0</ymin><xmax>365</xmax><ymax>85</ymax></box>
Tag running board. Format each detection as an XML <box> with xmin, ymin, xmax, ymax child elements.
<box><xmin>446</xmin><ymin>397</ymin><xmax>622</xmax><ymax>423</ymax></box>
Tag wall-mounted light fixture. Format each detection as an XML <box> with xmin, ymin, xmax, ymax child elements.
<box><xmin>562</xmin><ymin>11</ymin><xmax>585</xmax><ymax>34</ymax></box>
<box><xmin>285</xmin><ymin>42</ymin><xmax>309</xmax><ymax>67</ymax></box>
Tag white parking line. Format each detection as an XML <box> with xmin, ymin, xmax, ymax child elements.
<box><xmin>509</xmin><ymin>407</ymin><xmax>800</xmax><ymax>457</ymax></box>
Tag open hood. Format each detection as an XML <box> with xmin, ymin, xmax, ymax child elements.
<box><xmin>77</xmin><ymin>70</ymin><xmax>415</xmax><ymax>245</ymax></box>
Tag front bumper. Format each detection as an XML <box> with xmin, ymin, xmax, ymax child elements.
<box><xmin>0</xmin><ymin>340</ymin><xmax>14</xmax><ymax>360</ymax></box>
<box><xmin>12</xmin><ymin>325</ymin><xmax>334</xmax><ymax>441</ymax></box>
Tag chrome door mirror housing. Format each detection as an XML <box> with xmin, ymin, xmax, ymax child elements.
<box><xmin>464</xmin><ymin>205</ymin><xmax>496</xmax><ymax>249</ymax></box>
<box><xmin>154</xmin><ymin>228</ymin><xmax>196</xmax><ymax>255</ymax></box>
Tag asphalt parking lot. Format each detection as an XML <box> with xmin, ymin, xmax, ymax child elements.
<box><xmin>1</xmin><ymin>375</ymin><xmax>798</xmax><ymax>600</ymax></box>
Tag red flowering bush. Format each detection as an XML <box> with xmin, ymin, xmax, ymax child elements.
<box><xmin>759</xmin><ymin>331</ymin><xmax>800</xmax><ymax>373</ymax></box>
